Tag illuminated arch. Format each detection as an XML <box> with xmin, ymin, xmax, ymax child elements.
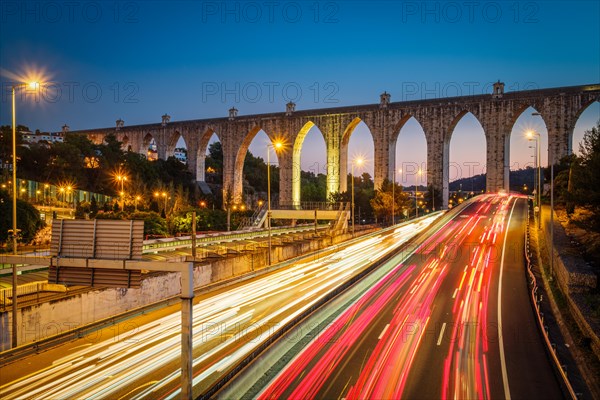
<box><xmin>447</xmin><ymin>111</ymin><xmax>487</xmax><ymax>197</ymax></box>
<box><xmin>339</xmin><ymin>117</ymin><xmax>374</xmax><ymax>193</ymax></box>
<box><xmin>196</xmin><ymin>129</ymin><xmax>222</xmax><ymax>182</ymax></box>
<box><xmin>292</xmin><ymin>121</ymin><xmax>320</xmax><ymax>205</ymax></box>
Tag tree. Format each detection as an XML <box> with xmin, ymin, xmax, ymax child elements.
<box><xmin>370</xmin><ymin>179</ymin><xmax>411</xmax><ymax>224</ymax></box>
<box><xmin>571</xmin><ymin>121</ymin><xmax>600</xmax><ymax>224</ymax></box>
<box><xmin>97</xmin><ymin>133</ymin><xmax>125</xmax><ymax>168</ymax></box>
<box><xmin>206</xmin><ymin>141</ymin><xmax>223</xmax><ymax>175</ymax></box>
<box><xmin>423</xmin><ymin>185</ymin><xmax>443</xmax><ymax>212</ymax></box>
<box><xmin>90</xmin><ymin>196</ymin><xmax>99</xmax><ymax>218</ymax></box>
<box><xmin>0</xmin><ymin>124</ymin><xmax>26</xmax><ymax>164</ymax></box>
<box><xmin>129</xmin><ymin>211</ymin><xmax>168</xmax><ymax>237</ymax></box>
<box><xmin>0</xmin><ymin>189</ymin><xmax>45</xmax><ymax>245</ymax></box>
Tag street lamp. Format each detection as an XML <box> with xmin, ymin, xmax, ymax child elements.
<box><xmin>154</xmin><ymin>191</ymin><xmax>168</xmax><ymax>214</ymax></box>
<box><xmin>67</xmin><ymin>185</ymin><xmax>73</xmax><ymax>210</ymax></box>
<box><xmin>115</xmin><ymin>173</ymin><xmax>128</xmax><ymax>211</ymax></box>
<box><xmin>392</xmin><ymin>168</ymin><xmax>398</xmax><ymax>225</ymax></box>
<box><xmin>161</xmin><ymin>191</ymin><xmax>168</xmax><ymax>214</ymax></box>
<box><xmin>531</xmin><ymin>111</ymin><xmax>555</xmax><ymax>277</ymax></box>
<box><xmin>415</xmin><ymin>168</ymin><xmax>422</xmax><ymax>219</ymax></box>
<box><xmin>135</xmin><ymin>195</ymin><xmax>141</xmax><ymax>212</ymax></box>
<box><xmin>527</xmin><ymin>130</ymin><xmax>541</xmax><ymax>228</ymax></box>
<box><xmin>392</xmin><ymin>168</ymin><xmax>403</xmax><ymax>225</ymax></box>
<box><xmin>351</xmin><ymin>157</ymin><xmax>364</xmax><ymax>235</ymax></box>
<box><xmin>267</xmin><ymin>140</ymin><xmax>283</xmax><ymax>266</ymax></box>
<box><xmin>9</xmin><ymin>80</ymin><xmax>40</xmax><ymax>349</ymax></box>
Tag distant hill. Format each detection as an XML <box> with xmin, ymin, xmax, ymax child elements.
<box><xmin>450</xmin><ymin>167</ymin><xmax>538</xmax><ymax>192</ymax></box>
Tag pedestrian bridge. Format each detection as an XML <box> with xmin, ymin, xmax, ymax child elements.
<box><xmin>242</xmin><ymin>202</ymin><xmax>351</xmax><ymax>232</ymax></box>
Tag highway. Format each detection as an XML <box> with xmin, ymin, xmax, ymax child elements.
<box><xmin>255</xmin><ymin>195</ymin><xmax>563</xmax><ymax>399</ymax></box>
<box><xmin>0</xmin><ymin>215</ymin><xmax>438</xmax><ymax>399</ymax></box>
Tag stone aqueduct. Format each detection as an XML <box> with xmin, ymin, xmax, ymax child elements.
<box><xmin>69</xmin><ymin>82</ymin><xmax>600</xmax><ymax>208</ymax></box>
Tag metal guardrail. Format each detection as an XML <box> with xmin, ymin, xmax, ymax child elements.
<box><xmin>142</xmin><ymin>224</ymin><xmax>330</xmax><ymax>252</ymax></box>
<box><xmin>0</xmin><ymin>282</ymin><xmax>66</xmax><ymax>306</ymax></box>
<box><xmin>0</xmin><ymin>220</ymin><xmax>393</xmax><ymax>366</ymax></box>
<box><xmin>202</xmin><ymin>212</ymin><xmax>447</xmax><ymax>399</ymax></box>
<box><xmin>524</xmin><ymin>204</ymin><xmax>578</xmax><ymax>400</ymax></box>
<box><xmin>273</xmin><ymin>201</ymin><xmax>344</xmax><ymax>211</ymax></box>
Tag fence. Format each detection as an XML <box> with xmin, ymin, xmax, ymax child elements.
<box><xmin>525</xmin><ymin>206</ymin><xmax>578</xmax><ymax>399</ymax></box>
<box><xmin>0</xmin><ymin>281</ymin><xmax>66</xmax><ymax>308</ymax></box>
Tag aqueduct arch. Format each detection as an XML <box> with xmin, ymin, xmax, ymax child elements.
<box><xmin>68</xmin><ymin>83</ymin><xmax>600</xmax><ymax>209</ymax></box>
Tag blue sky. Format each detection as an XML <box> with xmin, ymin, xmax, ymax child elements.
<box><xmin>1</xmin><ymin>1</ymin><xmax>599</xmax><ymax>181</ymax></box>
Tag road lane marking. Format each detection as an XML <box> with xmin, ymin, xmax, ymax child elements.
<box><xmin>437</xmin><ymin>322</ymin><xmax>447</xmax><ymax>346</ymax></box>
<box><xmin>378</xmin><ymin>324</ymin><xmax>390</xmax><ymax>340</ymax></box>
<box><xmin>498</xmin><ymin>198</ymin><xmax>517</xmax><ymax>400</ymax></box>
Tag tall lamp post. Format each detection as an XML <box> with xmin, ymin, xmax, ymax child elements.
<box><xmin>531</xmin><ymin>112</ymin><xmax>554</xmax><ymax>277</ymax></box>
<box><xmin>392</xmin><ymin>168</ymin><xmax>397</xmax><ymax>225</ymax></box>
<box><xmin>267</xmin><ymin>141</ymin><xmax>283</xmax><ymax>266</ymax></box>
<box><xmin>527</xmin><ymin>130</ymin><xmax>541</xmax><ymax>228</ymax></box>
<box><xmin>415</xmin><ymin>168</ymin><xmax>422</xmax><ymax>219</ymax></box>
<box><xmin>10</xmin><ymin>80</ymin><xmax>39</xmax><ymax>349</ymax></box>
<box><xmin>392</xmin><ymin>167</ymin><xmax>403</xmax><ymax>225</ymax></box>
<box><xmin>351</xmin><ymin>157</ymin><xmax>364</xmax><ymax>235</ymax></box>
<box><xmin>116</xmin><ymin>174</ymin><xmax>128</xmax><ymax>211</ymax></box>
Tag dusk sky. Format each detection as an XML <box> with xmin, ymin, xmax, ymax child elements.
<box><xmin>1</xmin><ymin>0</ymin><xmax>598</xmax><ymax>184</ymax></box>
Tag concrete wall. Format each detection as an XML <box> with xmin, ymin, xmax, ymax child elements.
<box><xmin>541</xmin><ymin>207</ymin><xmax>597</xmax><ymax>294</ymax></box>
<box><xmin>1</xmin><ymin>229</ymin><xmax>374</xmax><ymax>350</ymax></box>
<box><xmin>540</xmin><ymin>206</ymin><xmax>600</xmax><ymax>360</ymax></box>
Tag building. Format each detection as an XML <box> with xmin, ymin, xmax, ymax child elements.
<box><xmin>21</xmin><ymin>130</ymin><xmax>64</xmax><ymax>145</ymax></box>
<box><xmin>173</xmin><ymin>147</ymin><xmax>187</xmax><ymax>163</ymax></box>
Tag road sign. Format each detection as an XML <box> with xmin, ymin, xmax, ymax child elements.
<box><xmin>48</xmin><ymin>219</ymin><xmax>144</xmax><ymax>288</ymax></box>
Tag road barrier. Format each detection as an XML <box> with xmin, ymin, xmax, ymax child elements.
<box><xmin>524</xmin><ymin>205</ymin><xmax>578</xmax><ymax>399</ymax></box>
<box><xmin>0</xmin><ymin>282</ymin><xmax>67</xmax><ymax>307</ymax></box>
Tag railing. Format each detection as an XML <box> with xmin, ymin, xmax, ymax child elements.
<box><xmin>272</xmin><ymin>201</ymin><xmax>344</xmax><ymax>211</ymax></box>
<box><xmin>0</xmin><ymin>281</ymin><xmax>66</xmax><ymax>309</ymax></box>
<box><xmin>237</xmin><ymin>202</ymin><xmax>267</xmax><ymax>230</ymax></box>
<box><xmin>524</xmin><ymin>204</ymin><xmax>578</xmax><ymax>400</ymax></box>
<box><xmin>333</xmin><ymin>202</ymin><xmax>351</xmax><ymax>232</ymax></box>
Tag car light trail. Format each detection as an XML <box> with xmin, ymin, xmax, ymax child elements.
<box><xmin>256</xmin><ymin>195</ymin><xmax>524</xmax><ymax>400</ymax></box>
<box><xmin>0</xmin><ymin>216</ymin><xmax>438</xmax><ymax>400</ymax></box>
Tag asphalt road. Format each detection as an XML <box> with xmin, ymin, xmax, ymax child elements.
<box><xmin>0</xmin><ymin>215</ymin><xmax>438</xmax><ymax>400</ymax></box>
<box><xmin>257</xmin><ymin>195</ymin><xmax>563</xmax><ymax>399</ymax></box>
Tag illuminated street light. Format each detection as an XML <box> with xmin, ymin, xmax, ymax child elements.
<box><xmin>415</xmin><ymin>168</ymin><xmax>422</xmax><ymax>219</ymax></box>
<box><xmin>161</xmin><ymin>191</ymin><xmax>168</xmax><ymax>214</ymax></box>
<box><xmin>59</xmin><ymin>186</ymin><xmax>65</xmax><ymax>201</ymax></box>
<box><xmin>392</xmin><ymin>168</ymin><xmax>401</xmax><ymax>225</ymax></box>
<box><xmin>66</xmin><ymin>185</ymin><xmax>74</xmax><ymax>210</ymax></box>
<box><xmin>351</xmin><ymin>157</ymin><xmax>364</xmax><ymax>235</ymax></box>
<box><xmin>135</xmin><ymin>195</ymin><xmax>141</xmax><ymax>212</ymax></box>
<box><xmin>115</xmin><ymin>173</ymin><xmax>128</xmax><ymax>211</ymax></box>
<box><xmin>531</xmin><ymin>111</ymin><xmax>555</xmax><ymax>278</ymax></box>
<box><xmin>44</xmin><ymin>183</ymin><xmax>50</xmax><ymax>204</ymax></box>
<box><xmin>527</xmin><ymin>129</ymin><xmax>542</xmax><ymax>229</ymax></box>
<box><xmin>9</xmin><ymin>78</ymin><xmax>41</xmax><ymax>349</ymax></box>
<box><xmin>154</xmin><ymin>191</ymin><xmax>168</xmax><ymax>214</ymax></box>
<box><xmin>267</xmin><ymin>140</ymin><xmax>285</xmax><ymax>266</ymax></box>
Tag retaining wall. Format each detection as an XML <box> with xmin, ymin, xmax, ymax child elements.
<box><xmin>540</xmin><ymin>206</ymin><xmax>600</xmax><ymax>360</ymax></box>
<box><xmin>0</xmin><ymin>229</ymin><xmax>372</xmax><ymax>350</ymax></box>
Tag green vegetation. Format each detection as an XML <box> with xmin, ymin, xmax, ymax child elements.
<box><xmin>0</xmin><ymin>189</ymin><xmax>45</xmax><ymax>248</ymax></box>
<box><xmin>555</xmin><ymin>121</ymin><xmax>600</xmax><ymax>224</ymax></box>
<box><xmin>370</xmin><ymin>178</ymin><xmax>412</xmax><ymax>224</ymax></box>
